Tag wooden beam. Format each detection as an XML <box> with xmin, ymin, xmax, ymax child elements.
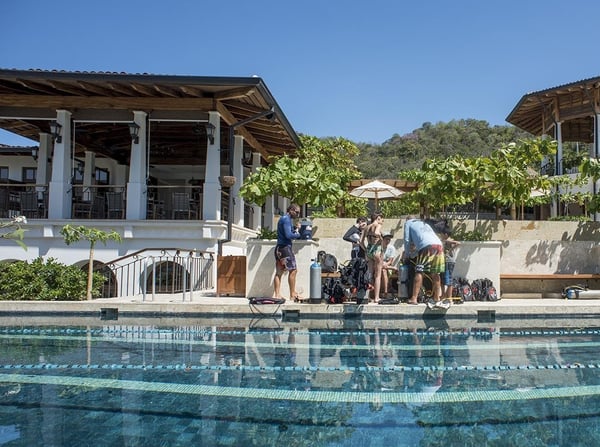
<box><xmin>216</xmin><ymin>102</ymin><xmax>267</xmax><ymax>156</ymax></box>
<box><xmin>0</xmin><ymin>94</ymin><xmax>215</xmax><ymax>110</ymax></box>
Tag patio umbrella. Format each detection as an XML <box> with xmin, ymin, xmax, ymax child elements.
<box><xmin>349</xmin><ymin>180</ymin><xmax>404</xmax><ymax>210</ymax></box>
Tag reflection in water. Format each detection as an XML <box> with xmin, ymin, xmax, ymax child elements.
<box><xmin>0</xmin><ymin>322</ymin><xmax>600</xmax><ymax>446</ymax></box>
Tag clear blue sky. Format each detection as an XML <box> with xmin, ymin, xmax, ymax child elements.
<box><xmin>2</xmin><ymin>0</ymin><xmax>600</xmax><ymax>146</ymax></box>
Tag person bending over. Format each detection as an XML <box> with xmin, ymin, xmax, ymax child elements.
<box><xmin>402</xmin><ymin>217</ymin><xmax>445</xmax><ymax>307</ymax></box>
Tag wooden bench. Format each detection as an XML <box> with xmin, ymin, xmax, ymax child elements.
<box><xmin>500</xmin><ymin>273</ymin><xmax>600</xmax><ymax>280</ymax></box>
<box><xmin>500</xmin><ymin>273</ymin><xmax>600</xmax><ymax>298</ymax></box>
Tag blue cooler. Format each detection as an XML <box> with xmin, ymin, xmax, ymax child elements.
<box><xmin>299</xmin><ymin>218</ymin><xmax>313</xmax><ymax>240</ymax></box>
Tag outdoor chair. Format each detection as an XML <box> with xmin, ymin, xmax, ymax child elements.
<box><xmin>106</xmin><ymin>192</ymin><xmax>125</xmax><ymax>219</ymax></box>
<box><xmin>171</xmin><ymin>192</ymin><xmax>192</xmax><ymax>219</ymax></box>
<box><xmin>19</xmin><ymin>191</ymin><xmax>41</xmax><ymax>218</ymax></box>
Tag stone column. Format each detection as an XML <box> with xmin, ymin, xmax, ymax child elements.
<box><xmin>48</xmin><ymin>109</ymin><xmax>72</xmax><ymax>219</ymax></box>
<box><xmin>126</xmin><ymin>111</ymin><xmax>147</xmax><ymax>219</ymax></box>
<box><xmin>232</xmin><ymin>135</ymin><xmax>244</xmax><ymax>226</ymax></box>
<box><xmin>203</xmin><ymin>111</ymin><xmax>221</xmax><ymax>220</ymax></box>
<box><xmin>250</xmin><ymin>151</ymin><xmax>262</xmax><ymax>229</ymax></box>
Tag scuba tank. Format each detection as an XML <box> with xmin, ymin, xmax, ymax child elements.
<box><xmin>309</xmin><ymin>259</ymin><xmax>322</xmax><ymax>303</ymax></box>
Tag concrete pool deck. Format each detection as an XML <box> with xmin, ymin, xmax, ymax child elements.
<box><xmin>2</xmin><ymin>292</ymin><xmax>600</xmax><ymax>330</ymax></box>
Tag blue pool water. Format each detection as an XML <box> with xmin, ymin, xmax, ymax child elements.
<box><xmin>1</xmin><ymin>320</ymin><xmax>600</xmax><ymax>446</ymax></box>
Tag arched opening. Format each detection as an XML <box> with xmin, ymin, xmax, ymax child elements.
<box><xmin>145</xmin><ymin>260</ymin><xmax>189</xmax><ymax>294</ymax></box>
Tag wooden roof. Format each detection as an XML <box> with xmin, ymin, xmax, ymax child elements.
<box><xmin>506</xmin><ymin>75</ymin><xmax>600</xmax><ymax>143</ymax></box>
<box><xmin>0</xmin><ymin>69</ymin><xmax>300</xmax><ymax>164</ymax></box>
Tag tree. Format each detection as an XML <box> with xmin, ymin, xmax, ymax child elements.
<box><xmin>400</xmin><ymin>138</ymin><xmax>563</xmax><ymax>224</ymax></box>
<box><xmin>60</xmin><ymin>225</ymin><xmax>122</xmax><ymax>300</ymax></box>
<box><xmin>240</xmin><ymin>135</ymin><xmax>362</xmax><ymax>214</ymax></box>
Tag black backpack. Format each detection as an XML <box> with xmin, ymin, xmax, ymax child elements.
<box><xmin>453</xmin><ymin>277</ymin><xmax>472</xmax><ymax>302</ymax></box>
<box><xmin>471</xmin><ymin>278</ymin><xmax>498</xmax><ymax>301</ymax></box>
<box><xmin>318</xmin><ymin>250</ymin><xmax>338</xmax><ymax>273</ymax></box>
<box><xmin>323</xmin><ymin>278</ymin><xmax>345</xmax><ymax>304</ymax></box>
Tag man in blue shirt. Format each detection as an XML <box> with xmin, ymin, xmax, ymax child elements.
<box><xmin>402</xmin><ymin>217</ymin><xmax>446</xmax><ymax>308</ymax></box>
<box><xmin>274</xmin><ymin>204</ymin><xmax>302</xmax><ymax>301</ymax></box>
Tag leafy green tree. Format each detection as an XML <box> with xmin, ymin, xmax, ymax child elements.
<box><xmin>578</xmin><ymin>156</ymin><xmax>600</xmax><ymax>213</ymax></box>
<box><xmin>60</xmin><ymin>225</ymin><xmax>122</xmax><ymax>300</ymax></box>
<box><xmin>400</xmin><ymin>138</ymin><xmax>563</xmax><ymax>224</ymax></box>
<box><xmin>240</xmin><ymin>135</ymin><xmax>362</xmax><ymax>213</ymax></box>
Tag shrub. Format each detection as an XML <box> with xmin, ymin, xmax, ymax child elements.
<box><xmin>0</xmin><ymin>257</ymin><xmax>104</xmax><ymax>301</ymax></box>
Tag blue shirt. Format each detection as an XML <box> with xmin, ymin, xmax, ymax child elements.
<box><xmin>277</xmin><ymin>213</ymin><xmax>300</xmax><ymax>246</ymax></box>
<box><xmin>403</xmin><ymin>218</ymin><xmax>442</xmax><ymax>256</ymax></box>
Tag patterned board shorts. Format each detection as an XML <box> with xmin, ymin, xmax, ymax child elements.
<box><xmin>414</xmin><ymin>244</ymin><xmax>445</xmax><ymax>274</ymax></box>
<box><xmin>275</xmin><ymin>245</ymin><xmax>297</xmax><ymax>271</ymax></box>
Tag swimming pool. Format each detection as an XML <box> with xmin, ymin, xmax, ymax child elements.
<box><xmin>0</xmin><ymin>319</ymin><xmax>599</xmax><ymax>446</ymax></box>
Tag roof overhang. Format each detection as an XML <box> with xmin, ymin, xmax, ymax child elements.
<box><xmin>506</xmin><ymin>75</ymin><xmax>600</xmax><ymax>143</ymax></box>
<box><xmin>0</xmin><ymin>68</ymin><xmax>301</xmax><ymax>164</ymax></box>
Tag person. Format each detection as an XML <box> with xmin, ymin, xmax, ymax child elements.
<box><xmin>440</xmin><ymin>227</ymin><xmax>460</xmax><ymax>299</ymax></box>
<box><xmin>359</xmin><ymin>212</ymin><xmax>384</xmax><ymax>303</ymax></box>
<box><xmin>343</xmin><ymin>216</ymin><xmax>368</xmax><ymax>259</ymax></box>
<box><xmin>381</xmin><ymin>233</ymin><xmax>397</xmax><ymax>298</ymax></box>
<box><xmin>273</xmin><ymin>204</ymin><xmax>301</xmax><ymax>301</ymax></box>
<box><xmin>402</xmin><ymin>217</ymin><xmax>446</xmax><ymax>307</ymax></box>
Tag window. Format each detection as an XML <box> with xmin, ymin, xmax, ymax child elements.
<box><xmin>0</xmin><ymin>167</ymin><xmax>8</xmax><ymax>182</ymax></box>
<box><xmin>22</xmin><ymin>167</ymin><xmax>37</xmax><ymax>184</ymax></box>
<box><xmin>95</xmin><ymin>168</ymin><xmax>109</xmax><ymax>185</ymax></box>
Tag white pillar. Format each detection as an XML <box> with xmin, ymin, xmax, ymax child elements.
<box><xmin>82</xmin><ymin>151</ymin><xmax>95</xmax><ymax>201</ymax></box>
<box><xmin>37</xmin><ymin>133</ymin><xmax>51</xmax><ymax>203</ymax></box>
<box><xmin>595</xmin><ymin>114</ymin><xmax>600</xmax><ymax>221</ymax></box>
<box><xmin>250</xmin><ymin>151</ymin><xmax>262</xmax><ymax>229</ymax></box>
<box><xmin>203</xmin><ymin>111</ymin><xmax>221</xmax><ymax>220</ymax></box>
<box><xmin>264</xmin><ymin>195</ymin><xmax>275</xmax><ymax>231</ymax></box>
<box><xmin>232</xmin><ymin>135</ymin><xmax>244</xmax><ymax>226</ymax></box>
<box><xmin>48</xmin><ymin>109</ymin><xmax>72</xmax><ymax>219</ymax></box>
<box><xmin>126</xmin><ymin>111</ymin><xmax>147</xmax><ymax>220</ymax></box>
<box><xmin>555</xmin><ymin>121</ymin><xmax>563</xmax><ymax>175</ymax></box>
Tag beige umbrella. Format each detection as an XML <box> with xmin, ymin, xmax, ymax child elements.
<box><xmin>349</xmin><ymin>180</ymin><xmax>404</xmax><ymax>210</ymax></box>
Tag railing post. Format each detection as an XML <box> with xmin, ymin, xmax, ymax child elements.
<box><xmin>151</xmin><ymin>256</ymin><xmax>156</xmax><ymax>301</ymax></box>
<box><xmin>142</xmin><ymin>257</ymin><xmax>148</xmax><ymax>302</ymax></box>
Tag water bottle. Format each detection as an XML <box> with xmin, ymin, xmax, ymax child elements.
<box><xmin>309</xmin><ymin>259</ymin><xmax>322</xmax><ymax>303</ymax></box>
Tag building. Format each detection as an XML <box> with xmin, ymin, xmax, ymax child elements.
<box><xmin>0</xmin><ymin>68</ymin><xmax>301</xmax><ymax>297</ymax></box>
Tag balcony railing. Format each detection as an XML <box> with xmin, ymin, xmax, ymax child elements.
<box><xmin>0</xmin><ymin>183</ymin><xmax>48</xmax><ymax>219</ymax></box>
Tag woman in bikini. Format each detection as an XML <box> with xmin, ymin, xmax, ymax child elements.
<box><xmin>360</xmin><ymin>212</ymin><xmax>384</xmax><ymax>303</ymax></box>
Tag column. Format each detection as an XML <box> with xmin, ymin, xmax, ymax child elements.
<box><xmin>264</xmin><ymin>195</ymin><xmax>275</xmax><ymax>231</ymax></box>
<box><xmin>37</xmin><ymin>133</ymin><xmax>51</xmax><ymax>205</ymax></box>
<box><xmin>48</xmin><ymin>109</ymin><xmax>72</xmax><ymax>219</ymax></box>
<box><xmin>250</xmin><ymin>152</ymin><xmax>262</xmax><ymax>229</ymax></box>
<box><xmin>203</xmin><ymin>111</ymin><xmax>221</xmax><ymax>220</ymax></box>
<box><xmin>82</xmin><ymin>151</ymin><xmax>95</xmax><ymax>201</ymax></box>
<box><xmin>126</xmin><ymin>111</ymin><xmax>147</xmax><ymax>219</ymax></box>
<box><xmin>232</xmin><ymin>135</ymin><xmax>244</xmax><ymax>226</ymax></box>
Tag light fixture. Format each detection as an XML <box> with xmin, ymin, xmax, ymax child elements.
<box><xmin>49</xmin><ymin>121</ymin><xmax>62</xmax><ymax>143</ymax></box>
<box><xmin>242</xmin><ymin>147</ymin><xmax>253</xmax><ymax>165</ymax></box>
<box><xmin>128</xmin><ymin>122</ymin><xmax>140</xmax><ymax>144</ymax></box>
<box><xmin>204</xmin><ymin>122</ymin><xmax>215</xmax><ymax>145</ymax></box>
<box><xmin>31</xmin><ymin>147</ymin><xmax>38</xmax><ymax>161</ymax></box>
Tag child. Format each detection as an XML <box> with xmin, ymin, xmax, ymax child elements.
<box><xmin>440</xmin><ymin>228</ymin><xmax>460</xmax><ymax>299</ymax></box>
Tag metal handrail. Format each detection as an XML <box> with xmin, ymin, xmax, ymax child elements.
<box><xmin>95</xmin><ymin>248</ymin><xmax>214</xmax><ymax>300</ymax></box>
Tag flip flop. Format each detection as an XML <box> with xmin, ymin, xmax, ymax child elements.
<box><xmin>406</xmin><ymin>300</ymin><xmax>419</xmax><ymax>305</ymax></box>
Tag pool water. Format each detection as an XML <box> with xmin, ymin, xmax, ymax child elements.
<box><xmin>1</xmin><ymin>321</ymin><xmax>600</xmax><ymax>446</ymax></box>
